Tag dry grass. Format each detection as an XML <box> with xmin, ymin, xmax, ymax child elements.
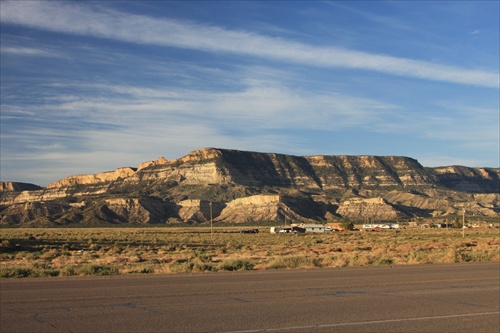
<box><xmin>0</xmin><ymin>227</ymin><xmax>498</xmax><ymax>278</ymax></box>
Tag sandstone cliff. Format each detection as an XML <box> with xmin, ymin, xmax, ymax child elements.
<box><xmin>177</xmin><ymin>199</ymin><xmax>225</xmax><ymax>223</ymax></box>
<box><xmin>102</xmin><ymin>197</ymin><xmax>168</xmax><ymax>224</ymax></box>
<box><xmin>137</xmin><ymin>157</ymin><xmax>169</xmax><ymax>171</ymax></box>
<box><xmin>432</xmin><ymin>166</ymin><xmax>500</xmax><ymax>193</ymax></box>
<box><xmin>1</xmin><ymin>148</ymin><xmax>498</xmax><ymax>226</ymax></box>
<box><xmin>305</xmin><ymin>155</ymin><xmax>432</xmax><ymax>189</ymax></box>
<box><xmin>47</xmin><ymin>167</ymin><xmax>137</xmax><ymax>188</ymax></box>
<box><xmin>1</xmin><ymin>182</ymin><xmax>42</xmax><ymax>192</ymax></box>
<box><xmin>336</xmin><ymin>197</ymin><xmax>407</xmax><ymax>221</ymax></box>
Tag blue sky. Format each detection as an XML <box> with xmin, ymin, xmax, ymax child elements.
<box><xmin>1</xmin><ymin>1</ymin><xmax>499</xmax><ymax>186</ymax></box>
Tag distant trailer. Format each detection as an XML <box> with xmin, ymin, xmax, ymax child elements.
<box><xmin>298</xmin><ymin>224</ymin><xmax>325</xmax><ymax>233</ymax></box>
<box><xmin>363</xmin><ymin>223</ymin><xmax>399</xmax><ymax>230</ymax></box>
<box><xmin>270</xmin><ymin>226</ymin><xmax>305</xmax><ymax>233</ymax></box>
<box><xmin>270</xmin><ymin>226</ymin><xmax>292</xmax><ymax>233</ymax></box>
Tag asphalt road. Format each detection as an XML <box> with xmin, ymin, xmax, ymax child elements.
<box><xmin>1</xmin><ymin>262</ymin><xmax>499</xmax><ymax>332</ymax></box>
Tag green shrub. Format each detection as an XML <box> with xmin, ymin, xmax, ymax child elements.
<box><xmin>75</xmin><ymin>264</ymin><xmax>118</xmax><ymax>276</ymax></box>
<box><xmin>218</xmin><ymin>259</ymin><xmax>254</xmax><ymax>271</ymax></box>
<box><xmin>168</xmin><ymin>261</ymin><xmax>194</xmax><ymax>273</ymax></box>
<box><xmin>341</xmin><ymin>221</ymin><xmax>355</xmax><ymax>230</ymax></box>
<box><xmin>59</xmin><ymin>266</ymin><xmax>77</xmax><ymax>276</ymax></box>
<box><xmin>266</xmin><ymin>256</ymin><xmax>321</xmax><ymax>269</ymax></box>
<box><xmin>193</xmin><ymin>262</ymin><xmax>216</xmax><ymax>272</ymax></box>
<box><xmin>0</xmin><ymin>267</ymin><xmax>36</xmax><ymax>278</ymax></box>
<box><xmin>374</xmin><ymin>258</ymin><xmax>394</xmax><ymax>265</ymax></box>
<box><xmin>0</xmin><ymin>266</ymin><xmax>59</xmax><ymax>278</ymax></box>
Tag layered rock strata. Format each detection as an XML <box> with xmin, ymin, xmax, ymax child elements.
<box><xmin>1</xmin><ymin>148</ymin><xmax>498</xmax><ymax>225</ymax></box>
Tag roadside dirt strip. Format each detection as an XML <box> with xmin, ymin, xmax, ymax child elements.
<box><xmin>1</xmin><ymin>262</ymin><xmax>499</xmax><ymax>332</ymax></box>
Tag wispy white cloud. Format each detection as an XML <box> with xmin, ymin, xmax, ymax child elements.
<box><xmin>0</xmin><ymin>46</ymin><xmax>62</xmax><ymax>57</ymax></box>
<box><xmin>27</xmin><ymin>80</ymin><xmax>398</xmax><ymax>132</ymax></box>
<box><xmin>6</xmin><ymin>75</ymin><xmax>495</xmax><ymax>148</ymax></box>
<box><xmin>1</xmin><ymin>1</ymin><xmax>497</xmax><ymax>88</ymax></box>
<box><xmin>422</xmin><ymin>102</ymin><xmax>500</xmax><ymax>147</ymax></box>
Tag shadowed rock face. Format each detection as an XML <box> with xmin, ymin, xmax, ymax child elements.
<box><xmin>1</xmin><ymin>148</ymin><xmax>498</xmax><ymax>226</ymax></box>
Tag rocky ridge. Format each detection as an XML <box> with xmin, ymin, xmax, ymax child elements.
<box><xmin>1</xmin><ymin>182</ymin><xmax>42</xmax><ymax>192</ymax></box>
<box><xmin>1</xmin><ymin>148</ymin><xmax>498</xmax><ymax>226</ymax></box>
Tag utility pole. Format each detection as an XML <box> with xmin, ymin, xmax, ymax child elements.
<box><xmin>462</xmin><ymin>205</ymin><xmax>466</xmax><ymax>238</ymax></box>
<box><xmin>209</xmin><ymin>201</ymin><xmax>213</xmax><ymax>241</ymax></box>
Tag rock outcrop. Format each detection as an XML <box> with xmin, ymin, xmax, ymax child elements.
<box><xmin>102</xmin><ymin>197</ymin><xmax>168</xmax><ymax>224</ymax></box>
<box><xmin>137</xmin><ymin>157</ymin><xmax>169</xmax><ymax>171</ymax></box>
<box><xmin>177</xmin><ymin>199</ymin><xmax>225</xmax><ymax>223</ymax></box>
<box><xmin>48</xmin><ymin>167</ymin><xmax>137</xmax><ymax>188</ymax></box>
<box><xmin>1</xmin><ymin>182</ymin><xmax>42</xmax><ymax>192</ymax></box>
<box><xmin>336</xmin><ymin>197</ymin><xmax>406</xmax><ymax>221</ymax></box>
<box><xmin>433</xmin><ymin>166</ymin><xmax>500</xmax><ymax>193</ymax></box>
<box><xmin>306</xmin><ymin>155</ymin><xmax>432</xmax><ymax>189</ymax></box>
<box><xmin>215</xmin><ymin>195</ymin><xmax>283</xmax><ymax>223</ymax></box>
<box><xmin>1</xmin><ymin>148</ymin><xmax>498</xmax><ymax>226</ymax></box>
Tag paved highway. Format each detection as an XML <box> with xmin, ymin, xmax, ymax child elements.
<box><xmin>1</xmin><ymin>262</ymin><xmax>499</xmax><ymax>332</ymax></box>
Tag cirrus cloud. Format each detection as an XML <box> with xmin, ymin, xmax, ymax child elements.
<box><xmin>1</xmin><ymin>0</ymin><xmax>498</xmax><ymax>88</ymax></box>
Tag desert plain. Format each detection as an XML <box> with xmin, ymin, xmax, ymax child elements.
<box><xmin>1</xmin><ymin>226</ymin><xmax>498</xmax><ymax>278</ymax></box>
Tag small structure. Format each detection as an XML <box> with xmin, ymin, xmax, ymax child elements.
<box><xmin>270</xmin><ymin>226</ymin><xmax>281</xmax><ymax>233</ymax></box>
<box><xmin>294</xmin><ymin>223</ymin><xmax>325</xmax><ymax>233</ymax></box>
<box><xmin>270</xmin><ymin>226</ymin><xmax>292</xmax><ymax>233</ymax></box>
<box><xmin>363</xmin><ymin>223</ymin><xmax>399</xmax><ymax>230</ymax></box>
<box><xmin>270</xmin><ymin>226</ymin><xmax>305</xmax><ymax>233</ymax></box>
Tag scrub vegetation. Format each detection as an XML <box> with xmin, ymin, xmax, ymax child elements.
<box><xmin>0</xmin><ymin>227</ymin><xmax>498</xmax><ymax>278</ymax></box>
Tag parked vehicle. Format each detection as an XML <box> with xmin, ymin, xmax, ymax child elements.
<box><xmin>240</xmin><ymin>228</ymin><xmax>259</xmax><ymax>234</ymax></box>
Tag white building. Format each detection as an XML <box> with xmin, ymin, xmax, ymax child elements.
<box><xmin>296</xmin><ymin>223</ymin><xmax>325</xmax><ymax>233</ymax></box>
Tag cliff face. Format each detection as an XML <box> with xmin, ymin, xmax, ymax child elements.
<box><xmin>432</xmin><ymin>166</ymin><xmax>500</xmax><ymax>193</ymax></box>
<box><xmin>305</xmin><ymin>155</ymin><xmax>432</xmax><ymax>189</ymax></box>
<box><xmin>47</xmin><ymin>167</ymin><xmax>137</xmax><ymax>188</ymax></box>
<box><xmin>1</xmin><ymin>182</ymin><xmax>42</xmax><ymax>192</ymax></box>
<box><xmin>1</xmin><ymin>148</ymin><xmax>498</xmax><ymax>226</ymax></box>
<box><xmin>336</xmin><ymin>197</ymin><xmax>406</xmax><ymax>221</ymax></box>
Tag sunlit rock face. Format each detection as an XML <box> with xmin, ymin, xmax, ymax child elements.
<box><xmin>47</xmin><ymin>167</ymin><xmax>137</xmax><ymax>188</ymax></box>
<box><xmin>1</xmin><ymin>182</ymin><xmax>42</xmax><ymax>192</ymax></box>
